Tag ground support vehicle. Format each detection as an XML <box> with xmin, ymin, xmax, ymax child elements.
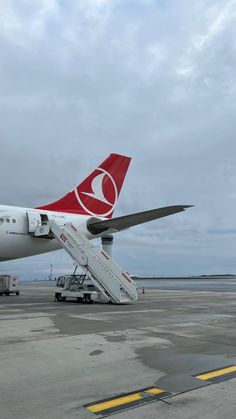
<box><xmin>55</xmin><ymin>274</ymin><xmax>102</xmax><ymax>303</ymax></box>
<box><xmin>49</xmin><ymin>221</ymin><xmax>138</xmax><ymax>304</ymax></box>
<box><xmin>0</xmin><ymin>275</ymin><xmax>20</xmax><ymax>296</ymax></box>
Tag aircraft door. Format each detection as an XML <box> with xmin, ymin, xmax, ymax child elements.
<box><xmin>27</xmin><ymin>210</ymin><xmax>42</xmax><ymax>234</ymax></box>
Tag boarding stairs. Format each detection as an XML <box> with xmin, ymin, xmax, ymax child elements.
<box><xmin>46</xmin><ymin>221</ymin><xmax>138</xmax><ymax>304</ymax></box>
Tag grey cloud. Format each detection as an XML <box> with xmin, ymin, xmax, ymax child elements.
<box><xmin>0</xmin><ymin>0</ymin><xmax>236</xmax><ymax>278</ymax></box>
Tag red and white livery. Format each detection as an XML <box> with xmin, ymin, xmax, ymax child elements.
<box><xmin>0</xmin><ymin>153</ymin><xmax>191</xmax><ymax>261</ymax></box>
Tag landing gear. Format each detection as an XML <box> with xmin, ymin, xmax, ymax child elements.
<box><xmin>101</xmin><ymin>235</ymin><xmax>113</xmax><ymax>257</ymax></box>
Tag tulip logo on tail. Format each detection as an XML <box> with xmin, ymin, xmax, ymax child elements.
<box><xmin>36</xmin><ymin>153</ymin><xmax>131</xmax><ymax>216</ymax></box>
<box><xmin>74</xmin><ymin>168</ymin><xmax>118</xmax><ymax>217</ymax></box>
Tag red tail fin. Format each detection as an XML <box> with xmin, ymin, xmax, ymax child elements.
<box><xmin>37</xmin><ymin>153</ymin><xmax>131</xmax><ymax>218</ymax></box>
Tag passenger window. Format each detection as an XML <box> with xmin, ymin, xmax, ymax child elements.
<box><xmin>12</xmin><ymin>219</ymin><xmax>16</xmax><ymax>223</ymax></box>
<box><xmin>6</xmin><ymin>218</ymin><xmax>10</xmax><ymax>223</ymax></box>
<box><xmin>0</xmin><ymin>218</ymin><xmax>3</xmax><ymax>224</ymax></box>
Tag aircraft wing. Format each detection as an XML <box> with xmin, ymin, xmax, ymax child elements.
<box><xmin>88</xmin><ymin>205</ymin><xmax>193</xmax><ymax>234</ymax></box>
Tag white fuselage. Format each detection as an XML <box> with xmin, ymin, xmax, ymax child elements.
<box><xmin>0</xmin><ymin>205</ymin><xmax>104</xmax><ymax>261</ymax></box>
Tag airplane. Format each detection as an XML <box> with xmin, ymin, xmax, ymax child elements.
<box><xmin>0</xmin><ymin>153</ymin><xmax>192</xmax><ymax>261</ymax></box>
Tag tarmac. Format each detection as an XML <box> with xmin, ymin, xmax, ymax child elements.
<box><xmin>0</xmin><ymin>279</ymin><xmax>236</xmax><ymax>419</ymax></box>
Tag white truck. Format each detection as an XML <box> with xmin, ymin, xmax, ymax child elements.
<box><xmin>0</xmin><ymin>275</ymin><xmax>20</xmax><ymax>296</ymax></box>
<box><xmin>55</xmin><ymin>274</ymin><xmax>103</xmax><ymax>303</ymax></box>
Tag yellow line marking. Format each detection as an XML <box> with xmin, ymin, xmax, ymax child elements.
<box><xmin>87</xmin><ymin>394</ymin><xmax>143</xmax><ymax>413</ymax></box>
<box><xmin>196</xmin><ymin>365</ymin><xmax>236</xmax><ymax>381</ymax></box>
<box><xmin>86</xmin><ymin>388</ymin><xmax>165</xmax><ymax>413</ymax></box>
<box><xmin>144</xmin><ymin>388</ymin><xmax>165</xmax><ymax>395</ymax></box>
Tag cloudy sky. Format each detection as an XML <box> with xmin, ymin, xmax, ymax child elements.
<box><xmin>0</xmin><ymin>0</ymin><xmax>236</xmax><ymax>279</ymax></box>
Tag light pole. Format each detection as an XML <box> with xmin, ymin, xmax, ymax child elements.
<box><xmin>49</xmin><ymin>264</ymin><xmax>53</xmax><ymax>281</ymax></box>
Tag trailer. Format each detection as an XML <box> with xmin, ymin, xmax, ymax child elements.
<box><xmin>0</xmin><ymin>275</ymin><xmax>20</xmax><ymax>296</ymax></box>
<box><xmin>55</xmin><ymin>274</ymin><xmax>103</xmax><ymax>303</ymax></box>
